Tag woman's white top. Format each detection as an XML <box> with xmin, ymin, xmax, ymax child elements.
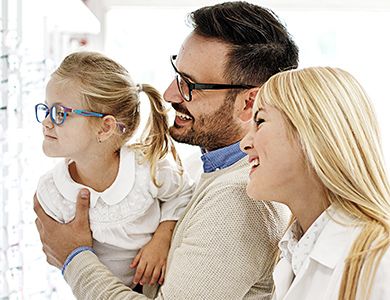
<box><xmin>272</xmin><ymin>205</ymin><xmax>390</xmax><ymax>300</ymax></box>
<box><xmin>36</xmin><ymin>147</ymin><xmax>194</xmax><ymax>285</ymax></box>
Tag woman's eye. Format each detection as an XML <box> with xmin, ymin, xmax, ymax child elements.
<box><xmin>255</xmin><ymin>118</ymin><xmax>265</xmax><ymax>126</ymax></box>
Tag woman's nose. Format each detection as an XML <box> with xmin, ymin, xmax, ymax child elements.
<box><xmin>240</xmin><ymin>132</ymin><xmax>254</xmax><ymax>153</ymax></box>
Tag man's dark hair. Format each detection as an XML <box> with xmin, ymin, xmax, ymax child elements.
<box><xmin>189</xmin><ymin>1</ymin><xmax>299</xmax><ymax>86</ymax></box>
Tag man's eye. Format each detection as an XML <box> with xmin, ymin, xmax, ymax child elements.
<box><xmin>179</xmin><ymin>79</ymin><xmax>186</xmax><ymax>89</ymax></box>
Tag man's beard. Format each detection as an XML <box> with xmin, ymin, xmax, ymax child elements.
<box><xmin>169</xmin><ymin>96</ymin><xmax>242</xmax><ymax>151</ymax></box>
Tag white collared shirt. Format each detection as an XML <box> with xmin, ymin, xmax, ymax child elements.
<box><xmin>272</xmin><ymin>205</ymin><xmax>390</xmax><ymax>300</ymax></box>
<box><xmin>36</xmin><ymin>147</ymin><xmax>194</xmax><ymax>250</ymax></box>
<box><xmin>279</xmin><ymin>206</ymin><xmax>334</xmax><ymax>276</ymax></box>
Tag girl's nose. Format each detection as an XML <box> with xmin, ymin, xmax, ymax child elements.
<box><xmin>42</xmin><ymin>113</ymin><xmax>54</xmax><ymax>128</ymax></box>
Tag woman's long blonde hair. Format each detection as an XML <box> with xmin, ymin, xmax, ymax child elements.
<box><xmin>256</xmin><ymin>67</ymin><xmax>390</xmax><ymax>299</ymax></box>
<box><xmin>53</xmin><ymin>51</ymin><xmax>181</xmax><ymax>186</ymax></box>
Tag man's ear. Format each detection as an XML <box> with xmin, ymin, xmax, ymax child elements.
<box><xmin>96</xmin><ymin>115</ymin><xmax>117</xmax><ymax>142</ymax></box>
<box><xmin>239</xmin><ymin>87</ymin><xmax>259</xmax><ymax>122</ymax></box>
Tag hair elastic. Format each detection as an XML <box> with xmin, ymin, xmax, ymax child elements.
<box><xmin>136</xmin><ymin>84</ymin><xmax>143</xmax><ymax>94</ymax></box>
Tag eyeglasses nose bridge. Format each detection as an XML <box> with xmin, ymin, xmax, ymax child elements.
<box><xmin>44</xmin><ymin>108</ymin><xmax>50</xmax><ymax>119</ymax></box>
<box><xmin>41</xmin><ymin>109</ymin><xmax>54</xmax><ymax>127</ymax></box>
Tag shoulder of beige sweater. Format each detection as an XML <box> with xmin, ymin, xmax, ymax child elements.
<box><xmin>200</xmin><ymin>157</ymin><xmax>250</xmax><ymax>186</ymax></box>
<box><xmin>203</xmin><ymin>157</ymin><xmax>290</xmax><ymax>221</ymax></box>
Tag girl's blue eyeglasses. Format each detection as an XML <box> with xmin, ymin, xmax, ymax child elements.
<box><xmin>35</xmin><ymin>103</ymin><xmax>106</xmax><ymax>126</ymax></box>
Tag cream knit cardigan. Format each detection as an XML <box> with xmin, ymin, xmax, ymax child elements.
<box><xmin>64</xmin><ymin>158</ymin><xmax>290</xmax><ymax>299</ymax></box>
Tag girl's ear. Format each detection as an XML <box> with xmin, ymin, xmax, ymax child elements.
<box><xmin>96</xmin><ymin>115</ymin><xmax>117</xmax><ymax>143</ymax></box>
<box><xmin>239</xmin><ymin>87</ymin><xmax>259</xmax><ymax>122</ymax></box>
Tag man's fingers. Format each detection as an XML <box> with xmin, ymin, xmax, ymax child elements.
<box><xmin>35</xmin><ymin>218</ymin><xmax>42</xmax><ymax>231</ymax></box>
<box><xmin>45</xmin><ymin>249</ymin><xmax>61</xmax><ymax>269</ymax></box>
<box><xmin>33</xmin><ymin>193</ymin><xmax>55</xmax><ymax>225</ymax></box>
<box><xmin>35</xmin><ymin>218</ymin><xmax>46</xmax><ymax>244</ymax></box>
<box><xmin>73</xmin><ymin>189</ymin><xmax>90</xmax><ymax>227</ymax></box>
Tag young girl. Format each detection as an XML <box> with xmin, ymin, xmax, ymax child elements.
<box><xmin>241</xmin><ymin>66</ymin><xmax>390</xmax><ymax>299</ymax></box>
<box><xmin>35</xmin><ymin>52</ymin><xmax>193</xmax><ymax>288</ymax></box>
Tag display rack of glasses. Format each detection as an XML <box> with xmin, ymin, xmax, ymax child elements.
<box><xmin>1</xmin><ymin>0</ymin><xmax>102</xmax><ymax>298</ymax></box>
<box><xmin>1</xmin><ymin>0</ymin><xmax>22</xmax><ymax>112</ymax></box>
<box><xmin>0</xmin><ymin>0</ymin><xmax>70</xmax><ymax>299</ymax></box>
<box><xmin>1</xmin><ymin>0</ymin><xmax>8</xmax><ymax>110</ymax></box>
<box><xmin>1</xmin><ymin>1</ymin><xmax>24</xmax><ymax>297</ymax></box>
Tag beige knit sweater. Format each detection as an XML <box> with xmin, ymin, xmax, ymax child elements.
<box><xmin>64</xmin><ymin>157</ymin><xmax>290</xmax><ymax>299</ymax></box>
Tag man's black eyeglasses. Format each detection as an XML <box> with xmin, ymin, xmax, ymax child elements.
<box><xmin>170</xmin><ymin>55</ymin><xmax>256</xmax><ymax>102</ymax></box>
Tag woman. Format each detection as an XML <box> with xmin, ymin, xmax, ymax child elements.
<box><xmin>241</xmin><ymin>67</ymin><xmax>390</xmax><ymax>299</ymax></box>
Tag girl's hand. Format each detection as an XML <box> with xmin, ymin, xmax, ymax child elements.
<box><xmin>130</xmin><ymin>220</ymin><xmax>176</xmax><ymax>286</ymax></box>
<box><xmin>130</xmin><ymin>239</ymin><xmax>167</xmax><ymax>286</ymax></box>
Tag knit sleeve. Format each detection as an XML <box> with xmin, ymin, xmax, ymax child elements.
<box><xmin>157</xmin><ymin>182</ymin><xmax>288</xmax><ymax>299</ymax></box>
<box><xmin>64</xmin><ymin>182</ymin><xmax>287</xmax><ymax>300</ymax></box>
<box><xmin>64</xmin><ymin>251</ymin><xmax>152</xmax><ymax>300</ymax></box>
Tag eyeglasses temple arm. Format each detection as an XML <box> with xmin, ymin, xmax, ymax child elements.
<box><xmin>73</xmin><ymin>109</ymin><xmax>105</xmax><ymax>117</ymax></box>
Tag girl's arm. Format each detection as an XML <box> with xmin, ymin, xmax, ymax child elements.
<box><xmin>130</xmin><ymin>158</ymin><xmax>193</xmax><ymax>286</ymax></box>
<box><xmin>130</xmin><ymin>220</ymin><xmax>176</xmax><ymax>286</ymax></box>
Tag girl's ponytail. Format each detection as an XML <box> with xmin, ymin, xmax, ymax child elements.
<box><xmin>133</xmin><ymin>84</ymin><xmax>182</xmax><ymax>187</ymax></box>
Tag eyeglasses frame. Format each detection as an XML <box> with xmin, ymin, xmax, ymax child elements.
<box><xmin>170</xmin><ymin>55</ymin><xmax>256</xmax><ymax>102</ymax></box>
<box><xmin>35</xmin><ymin>103</ymin><xmax>106</xmax><ymax>126</ymax></box>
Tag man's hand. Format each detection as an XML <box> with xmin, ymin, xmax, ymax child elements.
<box><xmin>34</xmin><ymin>188</ymin><xmax>93</xmax><ymax>268</ymax></box>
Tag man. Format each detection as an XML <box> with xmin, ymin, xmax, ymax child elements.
<box><xmin>34</xmin><ymin>2</ymin><xmax>298</xmax><ymax>299</ymax></box>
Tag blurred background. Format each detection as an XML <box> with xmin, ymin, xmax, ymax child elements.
<box><xmin>1</xmin><ymin>0</ymin><xmax>390</xmax><ymax>299</ymax></box>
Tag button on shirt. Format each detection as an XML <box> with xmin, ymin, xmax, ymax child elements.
<box><xmin>201</xmin><ymin>141</ymin><xmax>246</xmax><ymax>173</ymax></box>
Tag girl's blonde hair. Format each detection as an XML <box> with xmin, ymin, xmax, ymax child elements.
<box><xmin>53</xmin><ymin>51</ymin><xmax>181</xmax><ymax>186</ymax></box>
<box><xmin>256</xmin><ymin>67</ymin><xmax>390</xmax><ymax>299</ymax></box>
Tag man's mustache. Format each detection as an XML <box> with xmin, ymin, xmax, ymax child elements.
<box><xmin>171</xmin><ymin>103</ymin><xmax>194</xmax><ymax>119</ymax></box>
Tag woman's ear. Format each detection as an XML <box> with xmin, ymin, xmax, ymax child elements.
<box><xmin>96</xmin><ymin>115</ymin><xmax>117</xmax><ymax>143</ymax></box>
<box><xmin>239</xmin><ymin>87</ymin><xmax>259</xmax><ymax>122</ymax></box>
